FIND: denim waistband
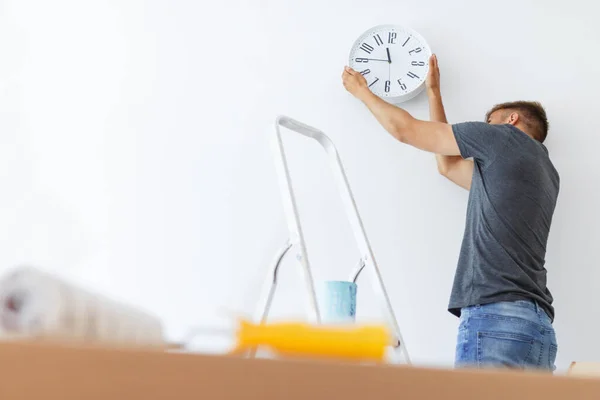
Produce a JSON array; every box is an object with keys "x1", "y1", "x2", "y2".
[{"x1": 461, "y1": 299, "x2": 551, "y2": 325}]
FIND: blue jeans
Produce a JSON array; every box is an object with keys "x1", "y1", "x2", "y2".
[{"x1": 455, "y1": 299, "x2": 557, "y2": 371}]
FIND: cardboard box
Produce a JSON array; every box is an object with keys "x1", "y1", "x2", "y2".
[{"x1": 2, "y1": 340, "x2": 600, "y2": 399}]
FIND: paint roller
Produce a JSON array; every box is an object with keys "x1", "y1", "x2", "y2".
[{"x1": 0, "y1": 266, "x2": 165, "y2": 347}]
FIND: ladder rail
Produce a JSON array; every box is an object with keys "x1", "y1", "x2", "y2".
[
  {"x1": 253, "y1": 241, "x2": 293, "y2": 325},
  {"x1": 350, "y1": 258, "x2": 410, "y2": 363},
  {"x1": 256, "y1": 115, "x2": 410, "y2": 363},
  {"x1": 271, "y1": 118, "x2": 322, "y2": 324}
]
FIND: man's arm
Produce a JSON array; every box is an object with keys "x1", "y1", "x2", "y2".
[
  {"x1": 342, "y1": 66, "x2": 460, "y2": 156},
  {"x1": 426, "y1": 55, "x2": 473, "y2": 190}
]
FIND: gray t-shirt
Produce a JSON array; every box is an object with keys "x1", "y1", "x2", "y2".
[{"x1": 449, "y1": 122, "x2": 559, "y2": 321}]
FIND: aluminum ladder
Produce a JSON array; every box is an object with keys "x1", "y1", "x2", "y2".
[{"x1": 251, "y1": 116, "x2": 410, "y2": 364}]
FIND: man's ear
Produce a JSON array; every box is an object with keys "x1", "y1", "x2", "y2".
[{"x1": 507, "y1": 112, "x2": 520, "y2": 126}]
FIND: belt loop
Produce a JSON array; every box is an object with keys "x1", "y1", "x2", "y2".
[{"x1": 533, "y1": 300, "x2": 540, "y2": 315}]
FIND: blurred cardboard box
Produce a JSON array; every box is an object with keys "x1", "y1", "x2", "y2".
[{"x1": 1, "y1": 340, "x2": 600, "y2": 399}]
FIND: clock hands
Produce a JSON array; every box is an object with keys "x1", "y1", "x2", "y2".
[
  {"x1": 357, "y1": 50, "x2": 391, "y2": 64},
  {"x1": 356, "y1": 58, "x2": 389, "y2": 62},
  {"x1": 386, "y1": 48, "x2": 391, "y2": 86}
]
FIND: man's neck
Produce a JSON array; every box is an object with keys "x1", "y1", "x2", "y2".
[{"x1": 515, "y1": 124, "x2": 538, "y2": 142}]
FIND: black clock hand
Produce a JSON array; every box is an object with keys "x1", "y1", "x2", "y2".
[
  {"x1": 386, "y1": 47, "x2": 391, "y2": 63},
  {"x1": 356, "y1": 58, "x2": 389, "y2": 62}
]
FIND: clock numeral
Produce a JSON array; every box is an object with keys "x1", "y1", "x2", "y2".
[
  {"x1": 411, "y1": 61, "x2": 426, "y2": 66},
  {"x1": 407, "y1": 71, "x2": 419, "y2": 79},
  {"x1": 402, "y1": 37, "x2": 411, "y2": 47},
  {"x1": 360, "y1": 69, "x2": 371, "y2": 75},
  {"x1": 397, "y1": 80, "x2": 407, "y2": 90},
  {"x1": 409, "y1": 47, "x2": 422, "y2": 55},
  {"x1": 355, "y1": 58, "x2": 369, "y2": 63},
  {"x1": 385, "y1": 80, "x2": 391, "y2": 93},
  {"x1": 388, "y1": 32, "x2": 397, "y2": 44},
  {"x1": 359, "y1": 43, "x2": 374, "y2": 54},
  {"x1": 368, "y1": 77, "x2": 379, "y2": 88},
  {"x1": 374, "y1": 34, "x2": 383, "y2": 46}
]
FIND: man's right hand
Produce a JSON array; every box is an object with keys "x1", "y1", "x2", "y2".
[
  {"x1": 426, "y1": 54, "x2": 474, "y2": 191},
  {"x1": 426, "y1": 54, "x2": 445, "y2": 122},
  {"x1": 426, "y1": 54, "x2": 441, "y2": 94}
]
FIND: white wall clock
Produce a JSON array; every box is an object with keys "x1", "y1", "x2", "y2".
[{"x1": 348, "y1": 24, "x2": 432, "y2": 104}]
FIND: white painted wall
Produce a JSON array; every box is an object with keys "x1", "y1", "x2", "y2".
[{"x1": 0, "y1": 0, "x2": 597, "y2": 370}]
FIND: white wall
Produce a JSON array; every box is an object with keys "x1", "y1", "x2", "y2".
[{"x1": 0, "y1": 0, "x2": 598, "y2": 370}]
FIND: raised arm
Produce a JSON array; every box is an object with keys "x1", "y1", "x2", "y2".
[
  {"x1": 426, "y1": 55, "x2": 473, "y2": 190},
  {"x1": 342, "y1": 66, "x2": 461, "y2": 156}
]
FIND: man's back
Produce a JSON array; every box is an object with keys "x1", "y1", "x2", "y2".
[
  {"x1": 449, "y1": 122, "x2": 560, "y2": 321},
  {"x1": 341, "y1": 54, "x2": 560, "y2": 369}
]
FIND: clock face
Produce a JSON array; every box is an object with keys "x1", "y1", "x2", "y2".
[{"x1": 348, "y1": 25, "x2": 431, "y2": 103}]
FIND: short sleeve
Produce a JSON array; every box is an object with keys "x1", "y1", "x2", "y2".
[{"x1": 452, "y1": 122, "x2": 507, "y2": 165}]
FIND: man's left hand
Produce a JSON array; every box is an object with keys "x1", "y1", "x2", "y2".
[{"x1": 342, "y1": 66, "x2": 370, "y2": 100}]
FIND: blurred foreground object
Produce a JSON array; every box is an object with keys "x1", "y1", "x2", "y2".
[
  {"x1": 0, "y1": 266, "x2": 164, "y2": 347},
  {"x1": 568, "y1": 362, "x2": 600, "y2": 377},
  {"x1": 234, "y1": 319, "x2": 392, "y2": 362}
]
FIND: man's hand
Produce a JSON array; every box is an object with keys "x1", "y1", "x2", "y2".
[
  {"x1": 426, "y1": 54, "x2": 444, "y2": 121},
  {"x1": 342, "y1": 66, "x2": 370, "y2": 101},
  {"x1": 425, "y1": 54, "x2": 474, "y2": 190},
  {"x1": 426, "y1": 54, "x2": 441, "y2": 94}
]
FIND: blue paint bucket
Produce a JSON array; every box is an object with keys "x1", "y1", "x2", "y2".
[{"x1": 320, "y1": 281, "x2": 357, "y2": 323}]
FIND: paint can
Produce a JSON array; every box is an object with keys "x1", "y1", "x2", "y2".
[{"x1": 320, "y1": 281, "x2": 357, "y2": 323}]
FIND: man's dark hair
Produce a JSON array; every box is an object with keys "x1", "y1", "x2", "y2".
[{"x1": 485, "y1": 101, "x2": 549, "y2": 143}]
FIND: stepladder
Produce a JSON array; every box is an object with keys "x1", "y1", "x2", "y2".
[{"x1": 251, "y1": 116, "x2": 410, "y2": 364}]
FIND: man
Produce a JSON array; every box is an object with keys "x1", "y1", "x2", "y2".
[{"x1": 342, "y1": 55, "x2": 559, "y2": 371}]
